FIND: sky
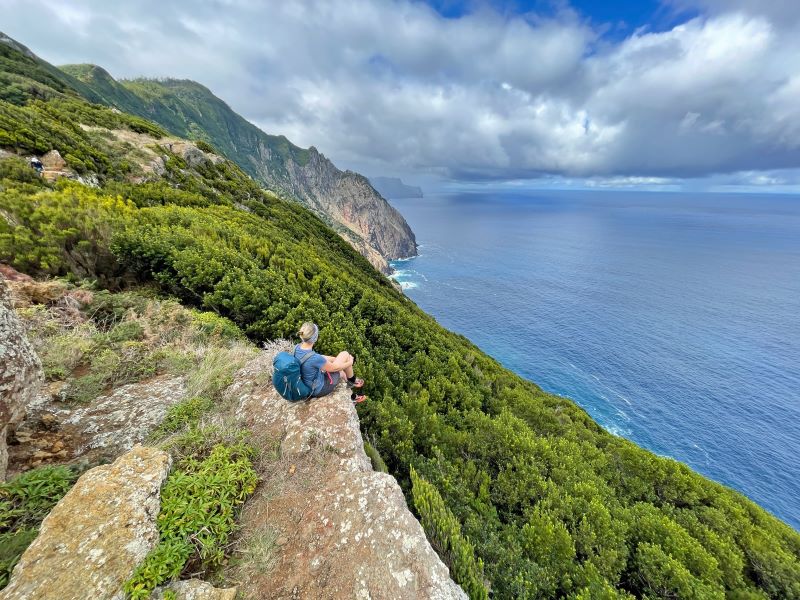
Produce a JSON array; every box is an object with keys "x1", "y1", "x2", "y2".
[{"x1": 2, "y1": 0, "x2": 800, "y2": 192}]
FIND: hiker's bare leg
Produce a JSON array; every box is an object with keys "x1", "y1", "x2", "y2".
[{"x1": 334, "y1": 351, "x2": 354, "y2": 378}]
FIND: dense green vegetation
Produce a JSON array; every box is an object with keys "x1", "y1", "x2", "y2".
[
  {"x1": 411, "y1": 467, "x2": 489, "y2": 599},
  {"x1": 125, "y1": 439, "x2": 258, "y2": 599},
  {"x1": 0, "y1": 97, "x2": 164, "y2": 178},
  {"x1": 0, "y1": 40, "x2": 104, "y2": 106},
  {"x1": 2, "y1": 37, "x2": 799, "y2": 599},
  {"x1": 0, "y1": 466, "x2": 79, "y2": 587}
]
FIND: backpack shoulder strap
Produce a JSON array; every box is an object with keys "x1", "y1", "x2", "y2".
[{"x1": 294, "y1": 344, "x2": 316, "y2": 365}]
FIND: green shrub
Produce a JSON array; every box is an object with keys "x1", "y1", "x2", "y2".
[
  {"x1": 364, "y1": 441, "x2": 388, "y2": 473},
  {"x1": 185, "y1": 345, "x2": 252, "y2": 401},
  {"x1": 152, "y1": 397, "x2": 214, "y2": 439},
  {"x1": 410, "y1": 467, "x2": 488, "y2": 600},
  {"x1": 189, "y1": 309, "x2": 244, "y2": 342},
  {"x1": 0, "y1": 466, "x2": 79, "y2": 588},
  {"x1": 61, "y1": 342, "x2": 159, "y2": 403},
  {"x1": 0, "y1": 156, "x2": 47, "y2": 185},
  {"x1": 124, "y1": 443, "x2": 257, "y2": 599},
  {"x1": 193, "y1": 139, "x2": 216, "y2": 154},
  {"x1": 107, "y1": 320, "x2": 145, "y2": 343},
  {"x1": 37, "y1": 329, "x2": 94, "y2": 380}
]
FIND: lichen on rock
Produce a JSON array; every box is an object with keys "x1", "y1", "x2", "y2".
[
  {"x1": 11, "y1": 374, "x2": 187, "y2": 473},
  {"x1": 0, "y1": 446, "x2": 171, "y2": 600}
]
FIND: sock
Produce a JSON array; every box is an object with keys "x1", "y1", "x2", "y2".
[{"x1": 347, "y1": 374, "x2": 356, "y2": 383}]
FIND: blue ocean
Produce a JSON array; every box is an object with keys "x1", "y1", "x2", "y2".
[{"x1": 390, "y1": 190, "x2": 800, "y2": 530}]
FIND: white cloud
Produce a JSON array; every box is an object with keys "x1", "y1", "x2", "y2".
[{"x1": 1, "y1": 0, "x2": 800, "y2": 183}]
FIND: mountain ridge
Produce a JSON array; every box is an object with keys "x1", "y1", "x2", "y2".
[{"x1": 59, "y1": 64, "x2": 416, "y2": 272}]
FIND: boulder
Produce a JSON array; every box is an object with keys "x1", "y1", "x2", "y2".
[
  {"x1": 0, "y1": 278, "x2": 43, "y2": 480},
  {"x1": 39, "y1": 150, "x2": 72, "y2": 182},
  {"x1": 0, "y1": 446, "x2": 171, "y2": 600},
  {"x1": 39, "y1": 149, "x2": 66, "y2": 171},
  {"x1": 152, "y1": 580, "x2": 237, "y2": 600},
  {"x1": 181, "y1": 144, "x2": 209, "y2": 168},
  {"x1": 229, "y1": 348, "x2": 467, "y2": 600}
]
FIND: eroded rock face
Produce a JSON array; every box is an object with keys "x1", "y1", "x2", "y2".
[
  {"x1": 0, "y1": 278, "x2": 43, "y2": 480},
  {"x1": 39, "y1": 150, "x2": 72, "y2": 182},
  {"x1": 9, "y1": 375, "x2": 187, "y2": 474},
  {"x1": 228, "y1": 348, "x2": 466, "y2": 600},
  {"x1": 1, "y1": 446, "x2": 171, "y2": 600},
  {"x1": 39, "y1": 149, "x2": 66, "y2": 171},
  {"x1": 253, "y1": 144, "x2": 417, "y2": 273}
]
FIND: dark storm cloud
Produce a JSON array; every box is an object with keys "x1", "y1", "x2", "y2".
[{"x1": 2, "y1": 0, "x2": 799, "y2": 181}]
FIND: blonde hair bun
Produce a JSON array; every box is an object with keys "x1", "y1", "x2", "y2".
[{"x1": 298, "y1": 321, "x2": 317, "y2": 341}]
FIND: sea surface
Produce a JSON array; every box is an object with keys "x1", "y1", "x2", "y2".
[{"x1": 390, "y1": 190, "x2": 800, "y2": 530}]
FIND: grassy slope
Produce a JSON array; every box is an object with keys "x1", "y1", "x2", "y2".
[{"x1": 1, "y1": 40, "x2": 799, "y2": 599}]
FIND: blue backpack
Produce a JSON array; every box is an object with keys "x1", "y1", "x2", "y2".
[{"x1": 272, "y1": 349, "x2": 315, "y2": 401}]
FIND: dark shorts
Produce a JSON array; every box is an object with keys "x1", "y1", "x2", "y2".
[{"x1": 314, "y1": 371, "x2": 340, "y2": 397}]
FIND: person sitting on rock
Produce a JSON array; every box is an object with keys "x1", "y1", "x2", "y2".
[
  {"x1": 295, "y1": 321, "x2": 366, "y2": 403},
  {"x1": 29, "y1": 157, "x2": 43, "y2": 174}
]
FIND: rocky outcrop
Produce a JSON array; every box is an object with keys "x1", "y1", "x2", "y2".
[
  {"x1": 0, "y1": 278, "x2": 43, "y2": 480},
  {"x1": 10, "y1": 375, "x2": 187, "y2": 474},
  {"x1": 1, "y1": 446, "x2": 171, "y2": 600},
  {"x1": 39, "y1": 149, "x2": 72, "y2": 182},
  {"x1": 274, "y1": 148, "x2": 417, "y2": 273},
  {"x1": 227, "y1": 349, "x2": 466, "y2": 600}
]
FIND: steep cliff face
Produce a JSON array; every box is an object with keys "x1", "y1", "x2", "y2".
[{"x1": 275, "y1": 148, "x2": 418, "y2": 271}]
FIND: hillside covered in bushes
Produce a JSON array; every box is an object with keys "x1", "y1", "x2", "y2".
[{"x1": 1, "y1": 36, "x2": 799, "y2": 599}]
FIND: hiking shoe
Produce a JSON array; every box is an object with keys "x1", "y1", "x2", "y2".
[
  {"x1": 347, "y1": 377, "x2": 365, "y2": 389},
  {"x1": 352, "y1": 393, "x2": 367, "y2": 404}
]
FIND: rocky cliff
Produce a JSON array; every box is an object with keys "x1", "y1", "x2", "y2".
[
  {"x1": 275, "y1": 148, "x2": 418, "y2": 272},
  {"x1": 0, "y1": 281, "x2": 464, "y2": 600}
]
